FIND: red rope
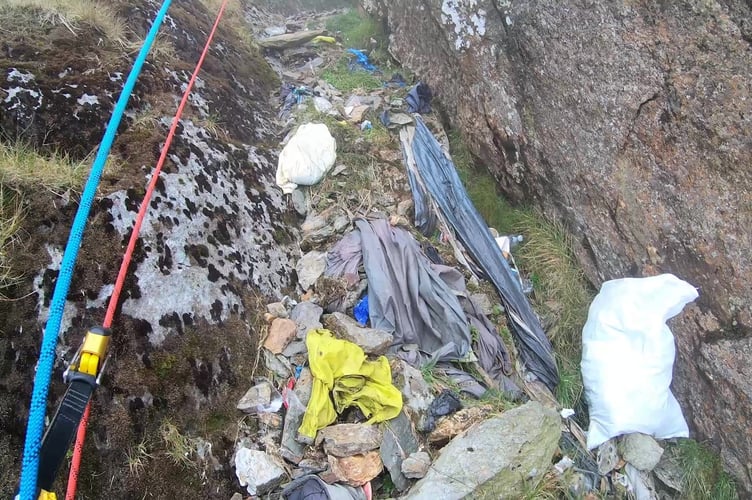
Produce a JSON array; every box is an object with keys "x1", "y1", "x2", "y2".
[{"x1": 65, "y1": 1, "x2": 229, "y2": 497}]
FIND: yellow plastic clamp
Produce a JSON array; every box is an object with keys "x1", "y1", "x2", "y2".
[
  {"x1": 78, "y1": 329, "x2": 110, "y2": 376},
  {"x1": 38, "y1": 489, "x2": 57, "y2": 500}
]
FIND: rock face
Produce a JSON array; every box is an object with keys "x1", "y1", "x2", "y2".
[
  {"x1": 370, "y1": 0, "x2": 752, "y2": 489},
  {"x1": 407, "y1": 401, "x2": 560, "y2": 499}
]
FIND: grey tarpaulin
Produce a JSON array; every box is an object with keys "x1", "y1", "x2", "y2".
[
  {"x1": 326, "y1": 218, "x2": 470, "y2": 363},
  {"x1": 399, "y1": 123, "x2": 437, "y2": 235},
  {"x1": 282, "y1": 474, "x2": 365, "y2": 500},
  {"x1": 358, "y1": 219, "x2": 470, "y2": 362},
  {"x1": 403, "y1": 116, "x2": 559, "y2": 391}
]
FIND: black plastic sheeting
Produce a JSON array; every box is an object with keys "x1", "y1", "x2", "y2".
[
  {"x1": 399, "y1": 131, "x2": 437, "y2": 236},
  {"x1": 404, "y1": 116, "x2": 559, "y2": 391}
]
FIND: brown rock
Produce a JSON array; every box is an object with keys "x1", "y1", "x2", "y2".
[
  {"x1": 315, "y1": 424, "x2": 383, "y2": 457},
  {"x1": 327, "y1": 451, "x2": 383, "y2": 487},
  {"x1": 322, "y1": 312, "x2": 393, "y2": 355},
  {"x1": 263, "y1": 312, "x2": 276, "y2": 323},
  {"x1": 264, "y1": 318, "x2": 296, "y2": 354},
  {"x1": 428, "y1": 405, "x2": 494, "y2": 446},
  {"x1": 369, "y1": 0, "x2": 752, "y2": 491}
]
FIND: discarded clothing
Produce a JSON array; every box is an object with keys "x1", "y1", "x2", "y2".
[
  {"x1": 325, "y1": 230, "x2": 363, "y2": 279},
  {"x1": 311, "y1": 35, "x2": 337, "y2": 44},
  {"x1": 406, "y1": 82, "x2": 432, "y2": 114},
  {"x1": 279, "y1": 84, "x2": 312, "y2": 119},
  {"x1": 354, "y1": 295, "x2": 369, "y2": 326},
  {"x1": 357, "y1": 219, "x2": 470, "y2": 362},
  {"x1": 347, "y1": 48, "x2": 377, "y2": 72},
  {"x1": 423, "y1": 390, "x2": 462, "y2": 432},
  {"x1": 403, "y1": 116, "x2": 559, "y2": 391},
  {"x1": 298, "y1": 329, "x2": 402, "y2": 440},
  {"x1": 282, "y1": 474, "x2": 366, "y2": 500}
]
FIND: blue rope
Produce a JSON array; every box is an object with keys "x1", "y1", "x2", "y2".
[{"x1": 18, "y1": 1, "x2": 173, "y2": 497}]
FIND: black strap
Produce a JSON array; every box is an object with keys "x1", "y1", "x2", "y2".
[{"x1": 37, "y1": 378, "x2": 95, "y2": 491}]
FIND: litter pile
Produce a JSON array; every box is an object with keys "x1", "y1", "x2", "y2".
[{"x1": 230, "y1": 13, "x2": 702, "y2": 500}]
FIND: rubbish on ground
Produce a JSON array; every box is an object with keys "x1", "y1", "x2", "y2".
[
  {"x1": 357, "y1": 219, "x2": 470, "y2": 363},
  {"x1": 401, "y1": 451, "x2": 430, "y2": 479},
  {"x1": 624, "y1": 463, "x2": 659, "y2": 500},
  {"x1": 346, "y1": 104, "x2": 370, "y2": 122},
  {"x1": 380, "y1": 110, "x2": 414, "y2": 129},
  {"x1": 386, "y1": 73, "x2": 407, "y2": 88},
  {"x1": 258, "y1": 29, "x2": 328, "y2": 49},
  {"x1": 354, "y1": 295, "x2": 369, "y2": 326},
  {"x1": 296, "y1": 250, "x2": 328, "y2": 291},
  {"x1": 400, "y1": 116, "x2": 559, "y2": 391},
  {"x1": 423, "y1": 390, "x2": 462, "y2": 432},
  {"x1": 313, "y1": 96, "x2": 335, "y2": 114},
  {"x1": 360, "y1": 120, "x2": 372, "y2": 131},
  {"x1": 276, "y1": 123, "x2": 337, "y2": 194},
  {"x1": 347, "y1": 48, "x2": 377, "y2": 72},
  {"x1": 322, "y1": 312, "x2": 393, "y2": 355},
  {"x1": 380, "y1": 411, "x2": 420, "y2": 492},
  {"x1": 265, "y1": 318, "x2": 298, "y2": 353},
  {"x1": 427, "y1": 405, "x2": 493, "y2": 445},
  {"x1": 554, "y1": 455, "x2": 575, "y2": 474},
  {"x1": 237, "y1": 378, "x2": 283, "y2": 414},
  {"x1": 298, "y1": 329, "x2": 402, "y2": 441},
  {"x1": 406, "y1": 82, "x2": 432, "y2": 113},
  {"x1": 281, "y1": 389, "x2": 307, "y2": 464},
  {"x1": 618, "y1": 433, "x2": 664, "y2": 472},
  {"x1": 311, "y1": 35, "x2": 337, "y2": 44},
  {"x1": 560, "y1": 408, "x2": 575, "y2": 419},
  {"x1": 581, "y1": 274, "x2": 697, "y2": 449},
  {"x1": 265, "y1": 26, "x2": 287, "y2": 37},
  {"x1": 495, "y1": 234, "x2": 528, "y2": 293},
  {"x1": 316, "y1": 423, "x2": 383, "y2": 457},
  {"x1": 407, "y1": 402, "x2": 561, "y2": 499},
  {"x1": 327, "y1": 450, "x2": 383, "y2": 487},
  {"x1": 396, "y1": 129, "x2": 436, "y2": 236},
  {"x1": 282, "y1": 474, "x2": 367, "y2": 500},
  {"x1": 234, "y1": 447, "x2": 287, "y2": 496}
]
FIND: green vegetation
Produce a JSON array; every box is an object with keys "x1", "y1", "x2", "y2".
[
  {"x1": 0, "y1": 141, "x2": 88, "y2": 195},
  {"x1": 325, "y1": 9, "x2": 384, "y2": 49},
  {"x1": 0, "y1": 190, "x2": 23, "y2": 297},
  {"x1": 449, "y1": 130, "x2": 593, "y2": 408},
  {"x1": 0, "y1": 141, "x2": 93, "y2": 297},
  {"x1": 322, "y1": 57, "x2": 382, "y2": 93},
  {"x1": 675, "y1": 439, "x2": 738, "y2": 499},
  {"x1": 159, "y1": 421, "x2": 198, "y2": 470},
  {"x1": 0, "y1": 0, "x2": 128, "y2": 46}
]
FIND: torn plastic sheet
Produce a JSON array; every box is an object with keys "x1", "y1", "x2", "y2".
[{"x1": 402, "y1": 116, "x2": 559, "y2": 391}]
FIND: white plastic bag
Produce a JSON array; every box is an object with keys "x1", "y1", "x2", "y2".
[
  {"x1": 276, "y1": 123, "x2": 336, "y2": 194},
  {"x1": 581, "y1": 274, "x2": 698, "y2": 449}
]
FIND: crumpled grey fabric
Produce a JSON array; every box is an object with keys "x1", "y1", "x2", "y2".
[
  {"x1": 282, "y1": 474, "x2": 365, "y2": 500},
  {"x1": 432, "y1": 264, "x2": 521, "y2": 398},
  {"x1": 356, "y1": 219, "x2": 470, "y2": 362},
  {"x1": 404, "y1": 115, "x2": 559, "y2": 391},
  {"x1": 325, "y1": 230, "x2": 362, "y2": 278}
]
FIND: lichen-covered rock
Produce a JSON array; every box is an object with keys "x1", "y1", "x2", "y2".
[
  {"x1": 234, "y1": 448, "x2": 286, "y2": 495},
  {"x1": 369, "y1": 0, "x2": 752, "y2": 490},
  {"x1": 315, "y1": 423, "x2": 383, "y2": 457},
  {"x1": 322, "y1": 312, "x2": 393, "y2": 355},
  {"x1": 406, "y1": 401, "x2": 560, "y2": 499}
]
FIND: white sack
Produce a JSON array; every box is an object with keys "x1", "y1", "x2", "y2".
[
  {"x1": 276, "y1": 123, "x2": 336, "y2": 194},
  {"x1": 581, "y1": 274, "x2": 698, "y2": 449}
]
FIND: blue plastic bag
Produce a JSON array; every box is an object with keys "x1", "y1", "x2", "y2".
[{"x1": 354, "y1": 295, "x2": 369, "y2": 326}]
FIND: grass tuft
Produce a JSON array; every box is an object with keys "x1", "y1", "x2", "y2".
[
  {"x1": 322, "y1": 57, "x2": 382, "y2": 93},
  {"x1": 125, "y1": 440, "x2": 153, "y2": 477},
  {"x1": 0, "y1": 188, "x2": 24, "y2": 298},
  {"x1": 160, "y1": 421, "x2": 198, "y2": 470},
  {"x1": 675, "y1": 439, "x2": 738, "y2": 499},
  {"x1": 0, "y1": 0, "x2": 129, "y2": 46},
  {"x1": 0, "y1": 140, "x2": 88, "y2": 195}
]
